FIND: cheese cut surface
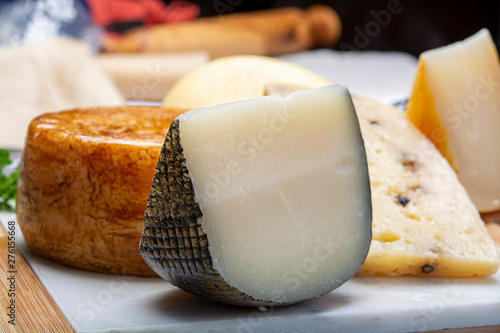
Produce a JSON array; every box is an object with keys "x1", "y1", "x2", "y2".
[
  {"x1": 141, "y1": 85, "x2": 372, "y2": 306},
  {"x1": 16, "y1": 106, "x2": 186, "y2": 276},
  {"x1": 353, "y1": 96, "x2": 499, "y2": 277},
  {"x1": 406, "y1": 29, "x2": 500, "y2": 213}
]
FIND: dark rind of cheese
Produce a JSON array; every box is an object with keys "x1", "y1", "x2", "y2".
[{"x1": 140, "y1": 120, "x2": 289, "y2": 307}]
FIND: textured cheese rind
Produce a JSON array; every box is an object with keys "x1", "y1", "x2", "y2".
[
  {"x1": 354, "y1": 96, "x2": 499, "y2": 277},
  {"x1": 16, "y1": 106, "x2": 185, "y2": 276}
]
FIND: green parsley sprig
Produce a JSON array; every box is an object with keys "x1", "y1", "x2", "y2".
[{"x1": 0, "y1": 149, "x2": 19, "y2": 211}]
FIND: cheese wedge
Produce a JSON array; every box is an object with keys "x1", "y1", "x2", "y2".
[
  {"x1": 141, "y1": 85, "x2": 372, "y2": 306},
  {"x1": 406, "y1": 29, "x2": 500, "y2": 213},
  {"x1": 16, "y1": 106, "x2": 186, "y2": 276}
]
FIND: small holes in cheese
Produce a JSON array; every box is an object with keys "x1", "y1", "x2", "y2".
[
  {"x1": 405, "y1": 211, "x2": 421, "y2": 221},
  {"x1": 373, "y1": 231, "x2": 401, "y2": 243}
]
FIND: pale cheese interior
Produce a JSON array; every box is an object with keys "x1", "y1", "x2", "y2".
[
  {"x1": 178, "y1": 85, "x2": 371, "y2": 303},
  {"x1": 421, "y1": 29, "x2": 500, "y2": 212}
]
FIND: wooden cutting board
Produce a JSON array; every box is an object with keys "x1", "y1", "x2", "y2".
[{"x1": 0, "y1": 222, "x2": 73, "y2": 332}]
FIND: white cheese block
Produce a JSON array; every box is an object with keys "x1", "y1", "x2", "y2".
[
  {"x1": 0, "y1": 37, "x2": 124, "y2": 150},
  {"x1": 141, "y1": 84, "x2": 372, "y2": 306}
]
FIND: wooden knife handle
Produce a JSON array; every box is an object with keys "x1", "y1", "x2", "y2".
[{"x1": 103, "y1": 5, "x2": 342, "y2": 58}]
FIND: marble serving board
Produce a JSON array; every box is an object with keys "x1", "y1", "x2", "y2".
[{"x1": 3, "y1": 50, "x2": 499, "y2": 332}]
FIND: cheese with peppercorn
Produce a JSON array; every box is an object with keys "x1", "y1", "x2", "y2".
[{"x1": 353, "y1": 96, "x2": 499, "y2": 277}]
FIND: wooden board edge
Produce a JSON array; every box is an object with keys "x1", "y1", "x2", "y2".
[{"x1": 0, "y1": 220, "x2": 74, "y2": 332}]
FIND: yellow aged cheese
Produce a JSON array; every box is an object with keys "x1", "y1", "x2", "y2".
[
  {"x1": 354, "y1": 96, "x2": 499, "y2": 277},
  {"x1": 16, "y1": 106, "x2": 186, "y2": 276},
  {"x1": 406, "y1": 29, "x2": 500, "y2": 213}
]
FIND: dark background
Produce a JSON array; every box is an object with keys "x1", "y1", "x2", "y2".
[
  {"x1": 186, "y1": 0, "x2": 500, "y2": 57},
  {"x1": 0, "y1": 0, "x2": 496, "y2": 56}
]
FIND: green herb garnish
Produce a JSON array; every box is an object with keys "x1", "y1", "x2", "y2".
[{"x1": 0, "y1": 149, "x2": 19, "y2": 211}]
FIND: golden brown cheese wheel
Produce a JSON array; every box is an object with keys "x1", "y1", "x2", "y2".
[{"x1": 16, "y1": 106, "x2": 187, "y2": 276}]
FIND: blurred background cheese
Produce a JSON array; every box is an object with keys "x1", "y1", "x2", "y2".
[
  {"x1": 162, "y1": 55, "x2": 331, "y2": 109},
  {"x1": 406, "y1": 29, "x2": 500, "y2": 213},
  {"x1": 0, "y1": 38, "x2": 124, "y2": 150},
  {"x1": 96, "y1": 51, "x2": 208, "y2": 101}
]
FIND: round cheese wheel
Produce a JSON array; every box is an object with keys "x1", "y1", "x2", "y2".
[{"x1": 16, "y1": 106, "x2": 186, "y2": 276}]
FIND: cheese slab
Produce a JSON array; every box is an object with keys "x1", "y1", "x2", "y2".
[
  {"x1": 141, "y1": 85, "x2": 372, "y2": 306},
  {"x1": 354, "y1": 96, "x2": 499, "y2": 277}
]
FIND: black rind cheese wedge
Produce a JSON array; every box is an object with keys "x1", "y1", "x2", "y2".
[{"x1": 140, "y1": 85, "x2": 372, "y2": 306}]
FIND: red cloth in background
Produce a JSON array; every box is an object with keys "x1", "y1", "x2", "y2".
[{"x1": 86, "y1": 0, "x2": 199, "y2": 28}]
